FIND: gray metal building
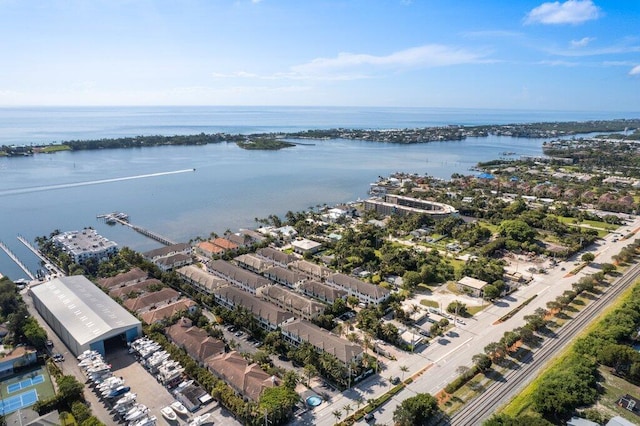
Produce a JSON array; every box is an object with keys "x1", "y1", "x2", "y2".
[{"x1": 30, "y1": 275, "x2": 141, "y2": 357}]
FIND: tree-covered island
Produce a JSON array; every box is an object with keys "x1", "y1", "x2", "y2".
[{"x1": 2, "y1": 118, "x2": 638, "y2": 156}]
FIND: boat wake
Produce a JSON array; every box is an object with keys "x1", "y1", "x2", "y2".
[{"x1": 0, "y1": 169, "x2": 195, "y2": 196}]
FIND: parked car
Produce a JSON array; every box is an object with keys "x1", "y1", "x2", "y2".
[
  {"x1": 46, "y1": 340, "x2": 53, "y2": 347},
  {"x1": 234, "y1": 331, "x2": 243, "y2": 337},
  {"x1": 52, "y1": 353, "x2": 64, "y2": 362},
  {"x1": 364, "y1": 413, "x2": 375, "y2": 422}
]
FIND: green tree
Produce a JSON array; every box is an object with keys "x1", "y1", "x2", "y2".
[
  {"x1": 259, "y1": 385, "x2": 299, "y2": 425},
  {"x1": 483, "y1": 284, "x2": 500, "y2": 301},
  {"x1": 472, "y1": 353, "x2": 492, "y2": 372},
  {"x1": 484, "y1": 414, "x2": 553, "y2": 426},
  {"x1": 392, "y1": 393, "x2": 439, "y2": 426},
  {"x1": 57, "y1": 375, "x2": 84, "y2": 405},
  {"x1": 499, "y1": 219, "x2": 536, "y2": 243},
  {"x1": 581, "y1": 252, "x2": 595, "y2": 263}
]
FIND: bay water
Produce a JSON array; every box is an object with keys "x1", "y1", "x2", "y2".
[{"x1": 0, "y1": 106, "x2": 636, "y2": 280}]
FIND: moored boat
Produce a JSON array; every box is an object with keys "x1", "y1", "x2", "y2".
[
  {"x1": 161, "y1": 406, "x2": 177, "y2": 421},
  {"x1": 170, "y1": 401, "x2": 188, "y2": 416}
]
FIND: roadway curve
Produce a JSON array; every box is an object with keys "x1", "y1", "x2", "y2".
[{"x1": 451, "y1": 261, "x2": 640, "y2": 426}]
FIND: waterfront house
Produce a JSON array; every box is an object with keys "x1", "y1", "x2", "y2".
[
  {"x1": 143, "y1": 243, "x2": 192, "y2": 261},
  {"x1": 196, "y1": 241, "x2": 224, "y2": 258},
  {"x1": 280, "y1": 319, "x2": 363, "y2": 366},
  {"x1": 211, "y1": 237, "x2": 239, "y2": 253}
]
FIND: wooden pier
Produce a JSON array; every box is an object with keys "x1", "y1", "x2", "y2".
[
  {"x1": 0, "y1": 240, "x2": 35, "y2": 280},
  {"x1": 98, "y1": 212, "x2": 176, "y2": 246}
]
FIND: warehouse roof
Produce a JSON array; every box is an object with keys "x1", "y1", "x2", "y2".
[{"x1": 30, "y1": 275, "x2": 141, "y2": 346}]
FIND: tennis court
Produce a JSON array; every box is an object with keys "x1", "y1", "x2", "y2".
[
  {"x1": 7, "y1": 375, "x2": 45, "y2": 394},
  {"x1": 0, "y1": 388, "x2": 38, "y2": 415}
]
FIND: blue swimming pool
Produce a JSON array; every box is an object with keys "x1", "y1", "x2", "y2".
[{"x1": 306, "y1": 395, "x2": 322, "y2": 407}]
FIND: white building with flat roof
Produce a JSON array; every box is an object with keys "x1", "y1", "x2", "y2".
[
  {"x1": 53, "y1": 228, "x2": 118, "y2": 263},
  {"x1": 30, "y1": 275, "x2": 141, "y2": 356}
]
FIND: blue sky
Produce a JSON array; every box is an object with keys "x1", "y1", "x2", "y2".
[{"x1": 0, "y1": 0, "x2": 638, "y2": 111}]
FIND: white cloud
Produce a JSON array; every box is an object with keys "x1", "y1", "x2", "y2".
[
  {"x1": 538, "y1": 60, "x2": 581, "y2": 67},
  {"x1": 291, "y1": 44, "x2": 489, "y2": 76},
  {"x1": 210, "y1": 44, "x2": 490, "y2": 82},
  {"x1": 630, "y1": 65, "x2": 640, "y2": 76},
  {"x1": 525, "y1": 0, "x2": 601, "y2": 25},
  {"x1": 571, "y1": 36, "x2": 595, "y2": 48}
]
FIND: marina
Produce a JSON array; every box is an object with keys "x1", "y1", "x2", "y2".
[{"x1": 98, "y1": 212, "x2": 176, "y2": 246}]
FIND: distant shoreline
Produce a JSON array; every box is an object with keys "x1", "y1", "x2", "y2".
[{"x1": 1, "y1": 118, "x2": 638, "y2": 157}]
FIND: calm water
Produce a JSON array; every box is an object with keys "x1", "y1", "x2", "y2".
[{"x1": 1, "y1": 106, "x2": 637, "y2": 280}]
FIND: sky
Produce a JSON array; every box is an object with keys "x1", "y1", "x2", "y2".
[{"x1": 0, "y1": 0, "x2": 638, "y2": 111}]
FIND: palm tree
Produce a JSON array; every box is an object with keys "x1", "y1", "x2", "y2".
[
  {"x1": 399, "y1": 365, "x2": 409, "y2": 381},
  {"x1": 343, "y1": 404, "x2": 353, "y2": 418},
  {"x1": 355, "y1": 396, "x2": 364, "y2": 411},
  {"x1": 304, "y1": 363, "x2": 318, "y2": 387},
  {"x1": 332, "y1": 409, "x2": 342, "y2": 425}
]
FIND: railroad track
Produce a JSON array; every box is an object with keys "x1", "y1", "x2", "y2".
[{"x1": 451, "y1": 261, "x2": 640, "y2": 426}]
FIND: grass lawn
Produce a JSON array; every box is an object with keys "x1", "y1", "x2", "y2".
[
  {"x1": 479, "y1": 221, "x2": 500, "y2": 234},
  {"x1": 448, "y1": 258, "x2": 466, "y2": 274},
  {"x1": 419, "y1": 299, "x2": 439, "y2": 308},
  {"x1": 466, "y1": 304, "x2": 486, "y2": 316},
  {"x1": 598, "y1": 366, "x2": 640, "y2": 424},
  {"x1": 555, "y1": 215, "x2": 618, "y2": 231},
  {"x1": 39, "y1": 144, "x2": 71, "y2": 153}
]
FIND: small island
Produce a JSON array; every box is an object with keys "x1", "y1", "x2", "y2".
[{"x1": 236, "y1": 138, "x2": 296, "y2": 150}]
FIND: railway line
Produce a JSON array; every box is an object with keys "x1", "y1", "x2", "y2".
[{"x1": 451, "y1": 261, "x2": 640, "y2": 426}]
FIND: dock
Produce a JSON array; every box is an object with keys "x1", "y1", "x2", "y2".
[
  {"x1": 17, "y1": 235, "x2": 65, "y2": 278},
  {"x1": 98, "y1": 212, "x2": 176, "y2": 246},
  {"x1": 0, "y1": 240, "x2": 35, "y2": 280}
]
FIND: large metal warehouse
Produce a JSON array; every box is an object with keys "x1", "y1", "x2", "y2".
[{"x1": 30, "y1": 275, "x2": 141, "y2": 357}]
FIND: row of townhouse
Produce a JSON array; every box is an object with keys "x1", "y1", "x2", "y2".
[
  {"x1": 99, "y1": 267, "x2": 197, "y2": 325},
  {"x1": 167, "y1": 317, "x2": 277, "y2": 402},
  {"x1": 143, "y1": 242, "x2": 193, "y2": 272}
]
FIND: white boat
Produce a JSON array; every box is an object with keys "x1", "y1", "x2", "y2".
[
  {"x1": 187, "y1": 413, "x2": 211, "y2": 426},
  {"x1": 77, "y1": 350, "x2": 101, "y2": 360},
  {"x1": 115, "y1": 401, "x2": 136, "y2": 415},
  {"x1": 98, "y1": 377, "x2": 124, "y2": 392},
  {"x1": 170, "y1": 401, "x2": 188, "y2": 416},
  {"x1": 161, "y1": 406, "x2": 177, "y2": 421},
  {"x1": 121, "y1": 403, "x2": 144, "y2": 418},
  {"x1": 125, "y1": 405, "x2": 148, "y2": 422},
  {"x1": 131, "y1": 415, "x2": 157, "y2": 426},
  {"x1": 113, "y1": 392, "x2": 137, "y2": 410}
]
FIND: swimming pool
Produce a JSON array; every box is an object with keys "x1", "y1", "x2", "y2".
[{"x1": 306, "y1": 395, "x2": 323, "y2": 407}]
